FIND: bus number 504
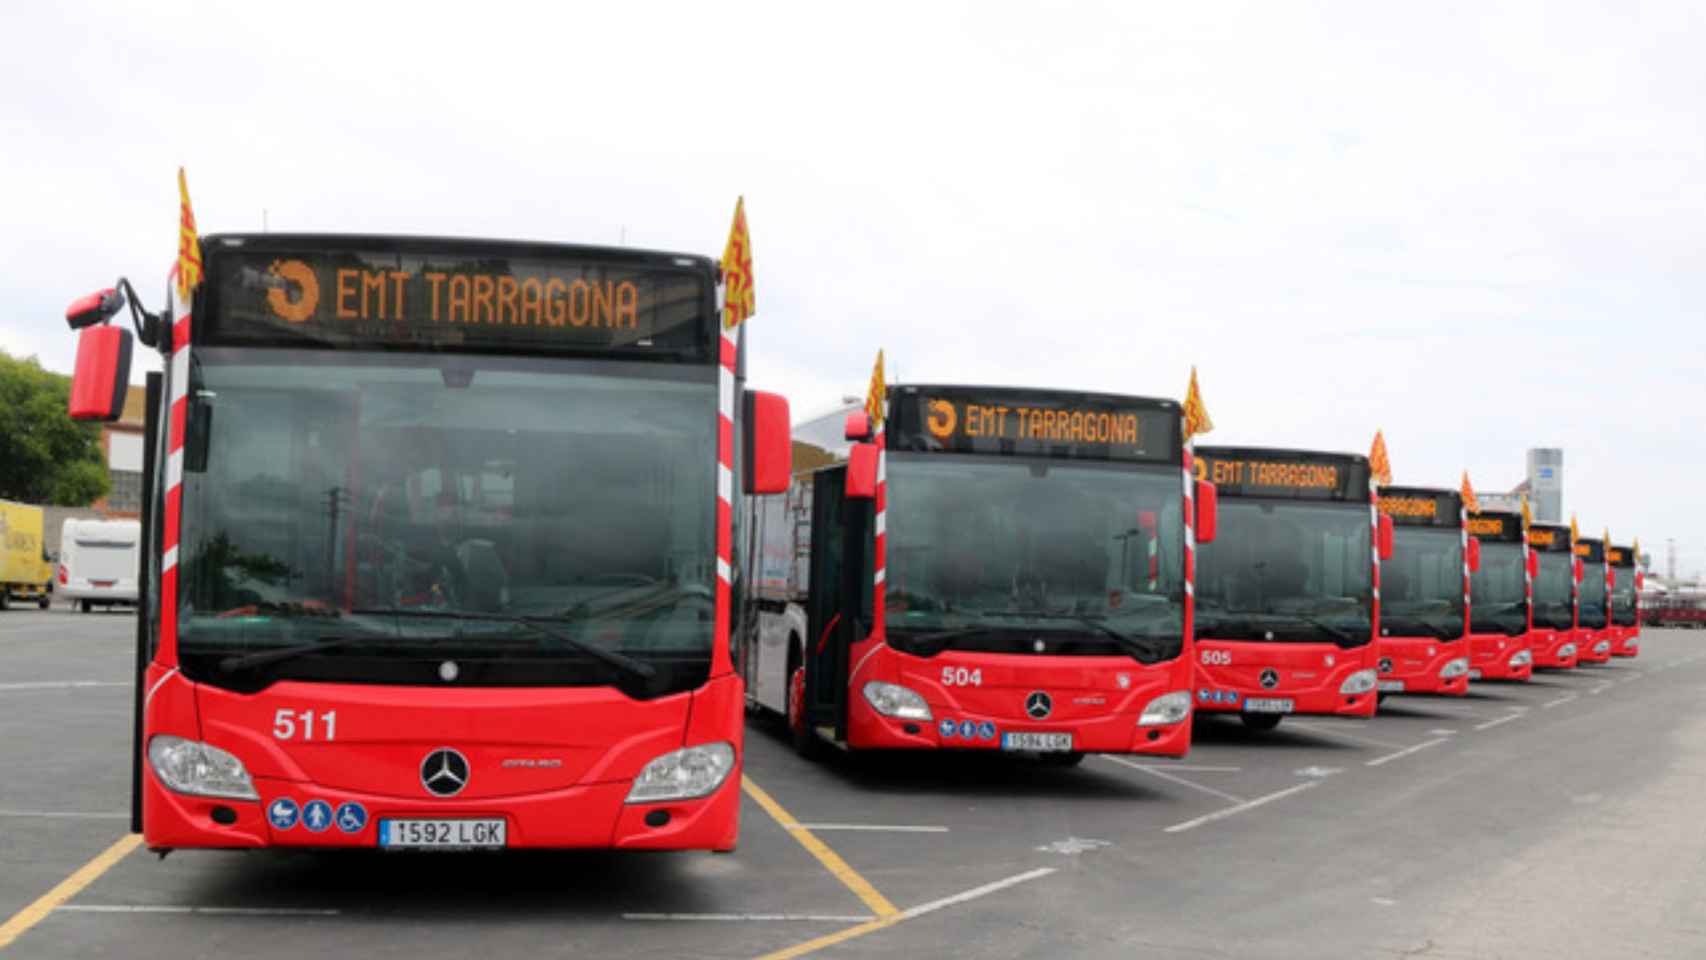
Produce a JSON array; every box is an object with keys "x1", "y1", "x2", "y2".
[{"x1": 941, "y1": 667, "x2": 983, "y2": 687}]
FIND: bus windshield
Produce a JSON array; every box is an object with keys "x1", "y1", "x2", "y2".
[
  {"x1": 1611, "y1": 567, "x2": 1637, "y2": 625},
  {"x1": 1533, "y1": 553, "x2": 1575, "y2": 630},
  {"x1": 1384, "y1": 527, "x2": 1466, "y2": 640},
  {"x1": 883, "y1": 455, "x2": 1185, "y2": 663},
  {"x1": 1470, "y1": 542, "x2": 1527, "y2": 636},
  {"x1": 177, "y1": 350, "x2": 716, "y2": 694},
  {"x1": 1195, "y1": 499, "x2": 1373, "y2": 648},
  {"x1": 1578, "y1": 563, "x2": 1608, "y2": 628}
]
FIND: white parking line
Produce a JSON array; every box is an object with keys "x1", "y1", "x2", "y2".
[
  {"x1": 1148, "y1": 764, "x2": 1243, "y2": 773},
  {"x1": 898, "y1": 867, "x2": 1056, "y2": 919},
  {"x1": 1589, "y1": 681, "x2": 1613, "y2": 695},
  {"x1": 1473, "y1": 712, "x2": 1524, "y2": 732},
  {"x1": 1162, "y1": 782, "x2": 1320, "y2": 834},
  {"x1": 0, "y1": 681, "x2": 131, "y2": 692},
  {"x1": 0, "y1": 810, "x2": 127, "y2": 820},
  {"x1": 625, "y1": 913, "x2": 875, "y2": 923},
  {"x1": 1284, "y1": 721, "x2": 1405, "y2": 750},
  {"x1": 1099, "y1": 755, "x2": 1245, "y2": 804},
  {"x1": 57, "y1": 905, "x2": 340, "y2": 917},
  {"x1": 1365, "y1": 737, "x2": 1449, "y2": 767},
  {"x1": 1542, "y1": 693, "x2": 1579, "y2": 709},
  {"x1": 788, "y1": 824, "x2": 948, "y2": 834}
]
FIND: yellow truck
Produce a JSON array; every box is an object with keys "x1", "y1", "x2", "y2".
[{"x1": 1, "y1": 500, "x2": 55, "y2": 610}]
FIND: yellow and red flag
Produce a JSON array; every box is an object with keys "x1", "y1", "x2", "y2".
[
  {"x1": 1460, "y1": 471, "x2": 1480, "y2": 513},
  {"x1": 864, "y1": 349, "x2": 886, "y2": 429},
  {"x1": 1603, "y1": 527, "x2": 1610, "y2": 549},
  {"x1": 175, "y1": 167, "x2": 203, "y2": 300},
  {"x1": 1570, "y1": 514, "x2": 1580, "y2": 544},
  {"x1": 1369, "y1": 430, "x2": 1393, "y2": 487},
  {"x1": 720, "y1": 196, "x2": 755, "y2": 330},
  {"x1": 1520, "y1": 494, "x2": 1533, "y2": 530},
  {"x1": 1182, "y1": 366, "x2": 1214, "y2": 441}
]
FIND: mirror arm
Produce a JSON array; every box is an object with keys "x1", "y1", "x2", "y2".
[{"x1": 115, "y1": 277, "x2": 163, "y2": 349}]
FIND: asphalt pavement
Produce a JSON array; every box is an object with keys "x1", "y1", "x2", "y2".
[{"x1": 3, "y1": 607, "x2": 1704, "y2": 958}]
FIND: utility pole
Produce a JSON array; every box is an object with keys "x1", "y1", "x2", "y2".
[{"x1": 1668, "y1": 538, "x2": 1677, "y2": 582}]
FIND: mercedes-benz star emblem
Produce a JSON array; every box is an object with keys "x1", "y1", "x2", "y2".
[
  {"x1": 420, "y1": 748, "x2": 470, "y2": 798},
  {"x1": 1378, "y1": 657, "x2": 1394, "y2": 674},
  {"x1": 1258, "y1": 668, "x2": 1280, "y2": 689},
  {"x1": 1024, "y1": 691, "x2": 1053, "y2": 720}
]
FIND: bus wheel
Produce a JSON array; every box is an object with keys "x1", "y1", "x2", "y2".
[
  {"x1": 37, "y1": 595, "x2": 50, "y2": 610},
  {"x1": 1038, "y1": 751, "x2": 1085, "y2": 768},
  {"x1": 787, "y1": 666, "x2": 821, "y2": 759},
  {"x1": 80, "y1": 600, "x2": 91, "y2": 613},
  {"x1": 1240, "y1": 713, "x2": 1283, "y2": 732},
  {"x1": 0, "y1": 592, "x2": 9, "y2": 611}
]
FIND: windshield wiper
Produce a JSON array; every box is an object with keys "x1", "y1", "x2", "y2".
[
  {"x1": 1065, "y1": 616, "x2": 1167, "y2": 664},
  {"x1": 352, "y1": 608, "x2": 656, "y2": 681},
  {"x1": 895, "y1": 627, "x2": 986, "y2": 658},
  {"x1": 219, "y1": 635, "x2": 382, "y2": 674}
]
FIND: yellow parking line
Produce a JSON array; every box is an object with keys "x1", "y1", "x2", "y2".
[
  {"x1": 754, "y1": 914, "x2": 901, "y2": 960},
  {"x1": 740, "y1": 775, "x2": 898, "y2": 919},
  {"x1": 0, "y1": 834, "x2": 141, "y2": 951}
]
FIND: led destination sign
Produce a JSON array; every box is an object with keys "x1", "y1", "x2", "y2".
[
  {"x1": 1529, "y1": 525, "x2": 1572, "y2": 553},
  {"x1": 886, "y1": 386, "x2": 1180, "y2": 464},
  {"x1": 1192, "y1": 447, "x2": 1370, "y2": 501},
  {"x1": 201, "y1": 236, "x2": 713, "y2": 358},
  {"x1": 1607, "y1": 546, "x2": 1634, "y2": 567},
  {"x1": 1573, "y1": 538, "x2": 1604, "y2": 562},
  {"x1": 1467, "y1": 511, "x2": 1524, "y2": 543},
  {"x1": 1376, "y1": 487, "x2": 1461, "y2": 528}
]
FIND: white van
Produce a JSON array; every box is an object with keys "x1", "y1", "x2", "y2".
[{"x1": 58, "y1": 519, "x2": 141, "y2": 612}]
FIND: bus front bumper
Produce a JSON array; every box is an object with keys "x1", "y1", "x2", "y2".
[
  {"x1": 1467, "y1": 631, "x2": 1533, "y2": 681},
  {"x1": 1373, "y1": 636, "x2": 1471, "y2": 695}
]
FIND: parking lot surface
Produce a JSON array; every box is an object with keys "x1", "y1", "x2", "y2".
[{"x1": 4, "y1": 608, "x2": 1705, "y2": 958}]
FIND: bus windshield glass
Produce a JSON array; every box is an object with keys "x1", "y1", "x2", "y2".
[
  {"x1": 883, "y1": 455, "x2": 1185, "y2": 663},
  {"x1": 1384, "y1": 527, "x2": 1466, "y2": 640},
  {"x1": 1611, "y1": 567, "x2": 1637, "y2": 625},
  {"x1": 1195, "y1": 499, "x2": 1373, "y2": 648},
  {"x1": 176, "y1": 350, "x2": 715, "y2": 694},
  {"x1": 1578, "y1": 563, "x2": 1608, "y2": 628},
  {"x1": 1470, "y1": 542, "x2": 1527, "y2": 636},
  {"x1": 1533, "y1": 553, "x2": 1575, "y2": 630}
]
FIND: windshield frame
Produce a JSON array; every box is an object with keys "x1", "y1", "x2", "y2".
[
  {"x1": 1469, "y1": 541, "x2": 1529, "y2": 636},
  {"x1": 1382, "y1": 525, "x2": 1468, "y2": 641}
]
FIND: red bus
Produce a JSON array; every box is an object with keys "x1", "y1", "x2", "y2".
[
  {"x1": 1607, "y1": 544, "x2": 1641, "y2": 656},
  {"x1": 65, "y1": 232, "x2": 792, "y2": 853},
  {"x1": 753, "y1": 385, "x2": 1214, "y2": 765},
  {"x1": 1192, "y1": 447, "x2": 1390, "y2": 731},
  {"x1": 1527, "y1": 523, "x2": 1579, "y2": 669},
  {"x1": 1464, "y1": 509, "x2": 1534, "y2": 681},
  {"x1": 1373, "y1": 486, "x2": 1477, "y2": 697},
  {"x1": 1572, "y1": 535, "x2": 1613, "y2": 664}
]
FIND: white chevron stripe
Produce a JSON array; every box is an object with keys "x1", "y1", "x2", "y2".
[
  {"x1": 162, "y1": 546, "x2": 178, "y2": 572},
  {"x1": 166, "y1": 448, "x2": 183, "y2": 491}
]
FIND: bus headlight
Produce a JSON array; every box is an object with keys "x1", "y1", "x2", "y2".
[
  {"x1": 147, "y1": 735, "x2": 258, "y2": 801},
  {"x1": 1508, "y1": 650, "x2": 1533, "y2": 668},
  {"x1": 1593, "y1": 641, "x2": 1611, "y2": 654},
  {"x1": 626, "y1": 742, "x2": 737, "y2": 804},
  {"x1": 1558, "y1": 643, "x2": 1577, "y2": 658},
  {"x1": 1439, "y1": 657, "x2": 1470, "y2": 680},
  {"x1": 862, "y1": 681, "x2": 932, "y2": 721},
  {"x1": 1339, "y1": 669, "x2": 1377, "y2": 695},
  {"x1": 1138, "y1": 690, "x2": 1191, "y2": 726}
]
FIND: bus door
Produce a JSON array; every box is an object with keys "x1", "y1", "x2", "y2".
[{"x1": 802, "y1": 466, "x2": 875, "y2": 742}]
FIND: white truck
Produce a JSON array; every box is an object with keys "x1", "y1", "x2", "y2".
[{"x1": 58, "y1": 518, "x2": 141, "y2": 611}]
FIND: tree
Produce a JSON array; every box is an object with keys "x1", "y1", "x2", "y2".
[{"x1": 0, "y1": 349, "x2": 111, "y2": 506}]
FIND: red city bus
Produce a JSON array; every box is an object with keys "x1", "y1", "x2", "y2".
[
  {"x1": 1192, "y1": 447, "x2": 1390, "y2": 731},
  {"x1": 1572, "y1": 536, "x2": 1613, "y2": 664},
  {"x1": 1607, "y1": 544, "x2": 1641, "y2": 657},
  {"x1": 1527, "y1": 523, "x2": 1580, "y2": 669},
  {"x1": 65, "y1": 232, "x2": 791, "y2": 853},
  {"x1": 753, "y1": 385, "x2": 1214, "y2": 765},
  {"x1": 1464, "y1": 509, "x2": 1534, "y2": 681},
  {"x1": 1373, "y1": 486, "x2": 1477, "y2": 697}
]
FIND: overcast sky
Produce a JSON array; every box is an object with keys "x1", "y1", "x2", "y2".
[{"x1": 3, "y1": 1, "x2": 1702, "y2": 575}]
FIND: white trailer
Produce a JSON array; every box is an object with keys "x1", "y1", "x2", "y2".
[{"x1": 58, "y1": 518, "x2": 141, "y2": 611}]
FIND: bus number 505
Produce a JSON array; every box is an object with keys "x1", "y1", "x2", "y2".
[{"x1": 1200, "y1": 650, "x2": 1232, "y2": 666}]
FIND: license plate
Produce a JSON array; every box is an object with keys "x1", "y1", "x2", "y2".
[
  {"x1": 1001, "y1": 732, "x2": 1074, "y2": 752},
  {"x1": 1377, "y1": 680, "x2": 1405, "y2": 692},
  {"x1": 1242, "y1": 698, "x2": 1294, "y2": 714},
  {"x1": 379, "y1": 818, "x2": 506, "y2": 849},
  {"x1": 1468, "y1": 669, "x2": 1483, "y2": 679}
]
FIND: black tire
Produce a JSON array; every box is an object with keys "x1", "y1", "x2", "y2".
[
  {"x1": 1240, "y1": 712, "x2": 1283, "y2": 732},
  {"x1": 0, "y1": 591, "x2": 9, "y2": 611},
  {"x1": 37, "y1": 595, "x2": 50, "y2": 610},
  {"x1": 1038, "y1": 751, "x2": 1085, "y2": 768},
  {"x1": 1377, "y1": 692, "x2": 1388, "y2": 706},
  {"x1": 80, "y1": 600, "x2": 91, "y2": 613},
  {"x1": 786, "y1": 658, "x2": 823, "y2": 761}
]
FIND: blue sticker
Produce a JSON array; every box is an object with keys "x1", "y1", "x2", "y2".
[
  {"x1": 1198, "y1": 688, "x2": 1212, "y2": 702},
  {"x1": 1225, "y1": 692, "x2": 1240, "y2": 707},
  {"x1": 958, "y1": 720, "x2": 976, "y2": 739},
  {"x1": 938, "y1": 718, "x2": 957, "y2": 739},
  {"x1": 334, "y1": 801, "x2": 368, "y2": 834},
  {"x1": 267, "y1": 797, "x2": 300, "y2": 831},
  {"x1": 977, "y1": 721, "x2": 997, "y2": 740},
  {"x1": 302, "y1": 799, "x2": 334, "y2": 833}
]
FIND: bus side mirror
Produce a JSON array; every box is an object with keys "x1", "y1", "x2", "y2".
[
  {"x1": 845, "y1": 443, "x2": 878, "y2": 499},
  {"x1": 844, "y1": 411, "x2": 872, "y2": 442},
  {"x1": 1572, "y1": 557, "x2": 1583, "y2": 584},
  {"x1": 742, "y1": 390, "x2": 792, "y2": 495},
  {"x1": 1378, "y1": 514, "x2": 1395, "y2": 561},
  {"x1": 1466, "y1": 536, "x2": 1481, "y2": 573},
  {"x1": 1527, "y1": 550, "x2": 1539, "y2": 579},
  {"x1": 68, "y1": 325, "x2": 133, "y2": 422},
  {"x1": 1194, "y1": 480, "x2": 1218, "y2": 544},
  {"x1": 66, "y1": 288, "x2": 124, "y2": 330},
  {"x1": 1636, "y1": 571, "x2": 1645, "y2": 591}
]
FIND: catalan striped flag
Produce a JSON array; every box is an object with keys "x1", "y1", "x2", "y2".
[
  {"x1": 720, "y1": 197, "x2": 755, "y2": 329},
  {"x1": 1570, "y1": 514, "x2": 1580, "y2": 545},
  {"x1": 175, "y1": 167, "x2": 203, "y2": 300},
  {"x1": 865, "y1": 349, "x2": 886, "y2": 428},
  {"x1": 1369, "y1": 430, "x2": 1393, "y2": 487},
  {"x1": 1520, "y1": 494, "x2": 1533, "y2": 530},
  {"x1": 1182, "y1": 366, "x2": 1214, "y2": 441},
  {"x1": 1460, "y1": 471, "x2": 1480, "y2": 513}
]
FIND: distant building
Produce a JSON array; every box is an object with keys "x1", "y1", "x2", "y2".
[
  {"x1": 91, "y1": 385, "x2": 147, "y2": 518},
  {"x1": 1527, "y1": 448, "x2": 1563, "y2": 523}
]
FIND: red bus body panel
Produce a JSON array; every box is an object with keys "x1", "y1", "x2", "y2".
[
  {"x1": 1192, "y1": 641, "x2": 1378, "y2": 718},
  {"x1": 1609, "y1": 622, "x2": 1641, "y2": 657},
  {"x1": 845, "y1": 634, "x2": 1193, "y2": 756},
  {"x1": 1375, "y1": 634, "x2": 1469, "y2": 695},
  {"x1": 1529, "y1": 627, "x2": 1580, "y2": 669},
  {"x1": 1575, "y1": 626, "x2": 1615, "y2": 664},
  {"x1": 142, "y1": 667, "x2": 744, "y2": 851},
  {"x1": 1467, "y1": 630, "x2": 1533, "y2": 681}
]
